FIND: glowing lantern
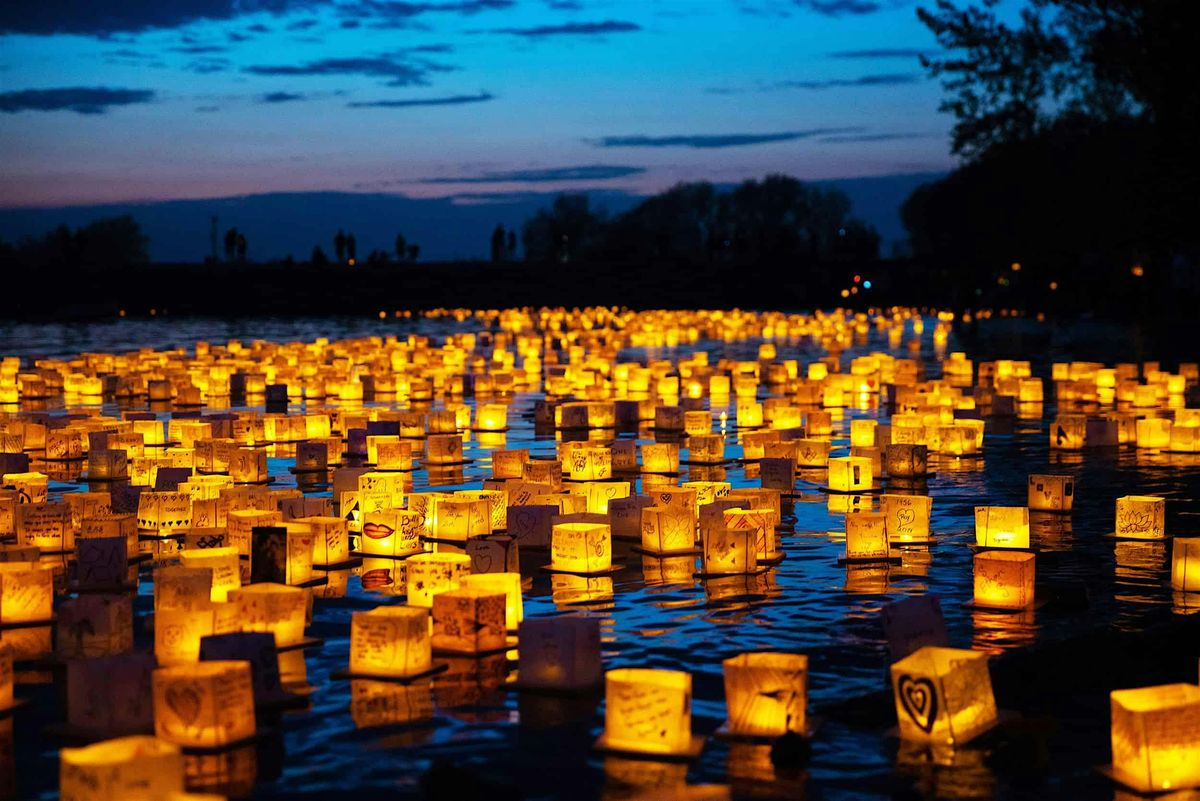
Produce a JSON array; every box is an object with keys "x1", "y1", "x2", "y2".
[
  {"x1": 429, "y1": 497, "x2": 490, "y2": 541},
  {"x1": 890, "y1": 646, "x2": 998, "y2": 746},
  {"x1": 1049, "y1": 415, "x2": 1086, "y2": 450},
  {"x1": 1135, "y1": 417, "x2": 1172, "y2": 450},
  {"x1": 0, "y1": 563, "x2": 53, "y2": 623},
  {"x1": 880, "y1": 494, "x2": 932, "y2": 543},
  {"x1": 1170, "y1": 537, "x2": 1200, "y2": 592},
  {"x1": 465, "y1": 535, "x2": 518, "y2": 575},
  {"x1": 1169, "y1": 425, "x2": 1200, "y2": 453},
  {"x1": 17, "y1": 500, "x2": 73, "y2": 551},
  {"x1": 974, "y1": 506, "x2": 1030, "y2": 549},
  {"x1": 349, "y1": 606, "x2": 431, "y2": 678},
  {"x1": 599, "y1": 669, "x2": 696, "y2": 756},
  {"x1": 828, "y1": 456, "x2": 873, "y2": 492},
  {"x1": 226, "y1": 509, "x2": 280, "y2": 555},
  {"x1": 405, "y1": 552, "x2": 471, "y2": 607},
  {"x1": 491, "y1": 449, "x2": 529, "y2": 480},
  {"x1": 1109, "y1": 684, "x2": 1200, "y2": 793},
  {"x1": 178, "y1": 547, "x2": 240, "y2": 602},
  {"x1": 845, "y1": 512, "x2": 889, "y2": 560},
  {"x1": 1115, "y1": 496, "x2": 1165, "y2": 539},
  {"x1": 57, "y1": 595, "x2": 133, "y2": 658},
  {"x1": 426, "y1": 433, "x2": 464, "y2": 465},
  {"x1": 2, "y1": 471, "x2": 48, "y2": 504},
  {"x1": 550, "y1": 522, "x2": 612, "y2": 573},
  {"x1": 722, "y1": 653, "x2": 807, "y2": 737},
  {"x1": 682, "y1": 480, "x2": 730, "y2": 506},
  {"x1": 361, "y1": 508, "x2": 423, "y2": 556},
  {"x1": 357, "y1": 471, "x2": 407, "y2": 510},
  {"x1": 59, "y1": 736, "x2": 183, "y2": 801},
  {"x1": 153, "y1": 661, "x2": 256, "y2": 748},
  {"x1": 641, "y1": 443, "x2": 680, "y2": 474},
  {"x1": 516, "y1": 616, "x2": 601, "y2": 691},
  {"x1": 973, "y1": 551, "x2": 1035, "y2": 609},
  {"x1": 296, "y1": 516, "x2": 349, "y2": 565},
  {"x1": 249, "y1": 525, "x2": 313, "y2": 586},
  {"x1": 228, "y1": 583, "x2": 307, "y2": 646},
  {"x1": 462, "y1": 572, "x2": 523, "y2": 630},
  {"x1": 137, "y1": 492, "x2": 193, "y2": 535},
  {"x1": 701, "y1": 525, "x2": 757, "y2": 575},
  {"x1": 641, "y1": 506, "x2": 696, "y2": 555},
  {"x1": 229, "y1": 448, "x2": 268, "y2": 483},
  {"x1": 794, "y1": 439, "x2": 830, "y2": 468},
  {"x1": 737, "y1": 400, "x2": 764, "y2": 428},
  {"x1": 475, "y1": 404, "x2": 508, "y2": 431},
  {"x1": 1027, "y1": 474, "x2": 1074, "y2": 513},
  {"x1": 850, "y1": 420, "x2": 877, "y2": 448},
  {"x1": 568, "y1": 446, "x2": 612, "y2": 481},
  {"x1": 885, "y1": 444, "x2": 928, "y2": 478},
  {"x1": 688, "y1": 434, "x2": 724, "y2": 464},
  {"x1": 88, "y1": 449, "x2": 129, "y2": 480},
  {"x1": 432, "y1": 587, "x2": 507, "y2": 654}
]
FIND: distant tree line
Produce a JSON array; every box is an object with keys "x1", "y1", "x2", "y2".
[
  {"x1": 520, "y1": 175, "x2": 880, "y2": 266},
  {"x1": 0, "y1": 215, "x2": 148, "y2": 269},
  {"x1": 903, "y1": 0, "x2": 1200, "y2": 312}
]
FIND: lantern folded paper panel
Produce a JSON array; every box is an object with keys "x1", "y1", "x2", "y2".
[
  {"x1": 550, "y1": 522, "x2": 612, "y2": 573},
  {"x1": 0, "y1": 563, "x2": 54, "y2": 623},
  {"x1": 600, "y1": 669, "x2": 695, "y2": 756},
  {"x1": 722, "y1": 652, "x2": 807, "y2": 737},
  {"x1": 641, "y1": 506, "x2": 696, "y2": 555},
  {"x1": 153, "y1": 661, "x2": 256, "y2": 748},
  {"x1": 432, "y1": 588, "x2": 507, "y2": 654},
  {"x1": 405, "y1": 553, "x2": 471, "y2": 607},
  {"x1": 845, "y1": 512, "x2": 889, "y2": 561},
  {"x1": 461, "y1": 573, "x2": 523, "y2": 630},
  {"x1": 349, "y1": 606, "x2": 432, "y2": 678},
  {"x1": 973, "y1": 551, "x2": 1035, "y2": 610},
  {"x1": 828, "y1": 457, "x2": 873, "y2": 492},
  {"x1": 702, "y1": 526, "x2": 757, "y2": 575},
  {"x1": 1027, "y1": 474, "x2": 1074, "y2": 513},
  {"x1": 1171, "y1": 538, "x2": 1200, "y2": 592},
  {"x1": 1115, "y1": 496, "x2": 1165, "y2": 539},
  {"x1": 177, "y1": 547, "x2": 240, "y2": 602},
  {"x1": 516, "y1": 617, "x2": 602, "y2": 692},
  {"x1": 228, "y1": 583, "x2": 307, "y2": 646},
  {"x1": 360, "y1": 508, "x2": 424, "y2": 557},
  {"x1": 1110, "y1": 684, "x2": 1200, "y2": 793},
  {"x1": 59, "y1": 736, "x2": 183, "y2": 801},
  {"x1": 881, "y1": 494, "x2": 932, "y2": 543},
  {"x1": 973, "y1": 506, "x2": 1030, "y2": 549},
  {"x1": 890, "y1": 646, "x2": 998, "y2": 747}
]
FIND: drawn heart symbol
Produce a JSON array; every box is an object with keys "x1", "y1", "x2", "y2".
[
  {"x1": 898, "y1": 675, "x2": 937, "y2": 733},
  {"x1": 474, "y1": 551, "x2": 494, "y2": 573},
  {"x1": 896, "y1": 509, "x2": 916, "y2": 528},
  {"x1": 165, "y1": 683, "x2": 203, "y2": 727}
]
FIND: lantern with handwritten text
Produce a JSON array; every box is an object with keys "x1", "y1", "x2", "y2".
[
  {"x1": 640, "y1": 506, "x2": 696, "y2": 555},
  {"x1": 59, "y1": 736, "x2": 183, "y2": 801},
  {"x1": 1027, "y1": 474, "x2": 1074, "y2": 513},
  {"x1": 405, "y1": 552, "x2": 471, "y2": 607},
  {"x1": 516, "y1": 616, "x2": 602, "y2": 691},
  {"x1": 550, "y1": 522, "x2": 612, "y2": 573},
  {"x1": 881, "y1": 494, "x2": 932, "y2": 544},
  {"x1": 845, "y1": 512, "x2": 889, "y2": 561},
  {"x1": 432, "y1": 587, "x2": 507, "y2": 654},
  {"x1": 229, "y1": 583, "x2": 306, "y2": 646},
  {"x1": 361, "y1": 508, "x2": 423, "y2": 557},
  {"x1": 0, "y1": 563, "x2": 53, "y2": 623},
  {"x1": 974, "y1": 506, "x2": 1030, "y2": 549},
  {"x1": 973, "y1": 551, "x2": 1035, "y2": 609},
  {"x1": 1115, "y1": 495, "x2": 1165, "y2": 539},
  {"x1": 153, "y1": 660, "x2": 256, "y2": 748},
  {"x1": 349, "y1": 606, "x2": 431, "y2": 678},
  {"x1": 600, "y1": 669, "x2": 695, "y2": 756}
]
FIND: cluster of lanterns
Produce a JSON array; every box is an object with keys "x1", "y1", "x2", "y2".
[{"x1": 0, "y1": 306, "x2": 1197, "y2": 798}]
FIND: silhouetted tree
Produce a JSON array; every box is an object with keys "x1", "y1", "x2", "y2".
[
  {"x1": 334, "y1": 229, "x2": 347, "y2": 262},
  {"x1": 311, "y1": 245, "x2": 329, "y2": 265},
  {"x1": 235, "y1": 232, "x2": 247, "y2": 262},
  {"x1": 0, "y1": 216, "x2": 149, "y2": 270},
  {"x1": 394, "y1": 234, "x2": 407, "y2": 262},
  {"x1": 407, "y1": 244, "x2": 420, "y2": 263},
  {"x1": 224, "y1": 228, "x2": 238, "y2": 262},
  {"x1": 490, "y1": 224, "x2": 506, "y2": 263},
  {"x1": 506, "y1": 230, "x2": 517, "y2": 260},
  {"x1": 346, "y1": 234, "x2": 357, "y2": 263},
  {"x1": 366, "y1": 249, "x2": 390, "y2": 266},
  {"x1": 522, "y1": 195, "x2": 605, "y2": 263}
]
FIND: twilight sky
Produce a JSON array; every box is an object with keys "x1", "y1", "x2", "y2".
[{"x1": 0, "y1": 0, "x2": 1015, "y2": 210}]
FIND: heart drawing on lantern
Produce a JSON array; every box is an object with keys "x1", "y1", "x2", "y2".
[
  {"x1": 898, "y1": 675, "x2": 938, "y2": 733},
  {"x1": 165, "y1": 682, "x2": 204, "y2": 727},
  {"x1": 896, "y1": 508, "x2": 915, "y2": 530}
]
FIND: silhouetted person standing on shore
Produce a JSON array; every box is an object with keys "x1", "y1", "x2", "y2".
[
  {"x1": 347, "y1": 234, "x2": 357, "y2": 264},
  {"x1": 335, "y1": 229, "x2": 346, "y2": 263}
]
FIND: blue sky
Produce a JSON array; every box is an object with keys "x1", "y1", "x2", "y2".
[{"x1": 0, "y1": 1, "x2": 1014, "y2": 208}]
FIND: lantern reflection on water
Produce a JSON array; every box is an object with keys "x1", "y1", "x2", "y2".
[{"x1": 59, "y1": 736, "x2": 183, "y2": 801}]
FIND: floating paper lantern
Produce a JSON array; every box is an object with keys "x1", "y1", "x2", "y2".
[
  {"x1": 1115, "y1": 496, "x2": 1165, "y2": 539},
  {"x1": 2, "y1": 471, "x2": 48, "y2": 504},
  {"x1": 1050, "y1": 415, "x2": 1086, "y2": 450},
  {"x1": 153, "y1": 660, "x2": 256, "y2": 748},
  {"x1": 461, "y1": 572, "x2": 522, "y2": 630},
  {"x1": 688, "y1": 435, "x2": 724, "y2": 464},
  {"x1": 1109, "y1": 684, "x2": 1200, "y2": 793},
  {"x1": 17, "y1": 500, "x2": 73, "y2": 551},
  {"x1": 154, "y1": 601, "x2": 233, "y2": 666},
  {"x1": 724, "y1": 508, "x2": 776, "y2": 559},
  {"x1": 465, "y1": 535, "x2": 518, "y2": 575},
  {"x1": 885, "y1": 444, "x2": 928, "y2": 478},
  {"x1": 850, "y1": 420, "x2": 877, "y2": 448},
  {"x1": 432, "y1": 587, "x2": 507, "y2": 654},
  {"x1": 737, "y1": 401, "x2": 764, "y2": 429},
  {"x1": 683, "y1": 410, "x2": 711, "y2": 437},
  {"x1": 405, "y1": 552, "x2": 471, "y2": 607},
  {"x1": 568, "y1": 446, "x2": 612, "y2": 481},
  {"x1": 426, "y1": 433, "x2": 464, "y2": 465},
  {"x1": 137, "y1": 491, "x2": 193, "y2": 535},
  {"x1": 974, "y1": 506, "x2": 1030, "y2": 549},
  {"x1": 360, "y1": 508, "x2": 424, "y2": 556},
  {"x1": 294, "y1": 441, "x2": 328, "y2": 473},
  {"x1": 722, "y1": 652, "x2": 807, "y2": 737},
  {"x1": 845, "y1": 512, "x2": 889, "y2": 560},
  {"x1": 601, "y1": 669, "x2": 694, "y2": 756},
  {"x1": 641, "y1": 506, "x2": 695, "y2": 555},
  {"x1": 701, "y1": 525, "x2": 757, "y2": 575},
  {"x1": 973, "y1": 551, "x2": 1035, "y2": 609},
  {"x1": 350, "y1": 606, "x2": 431, "y2": 678},
  {"x1": 641, "y1": 443, "x2": 680, "y2": 474},
  {"x1": 890, "y1": 646, "x2": 998, "y2": 746},
  {"x1": 249, "y1": 525, "x2": 313, "y2": 586},
  {"x1": 551, "y1": 522, "x2": 612, "y2": 573},
  {"x1": 516, "y1": 617, "x2": 601, "y2": 691},
  {"x1": 794, "y1": 439, "x2": 830, "y2": 468},
  {"x1": 87, "y1": 449, "x2": 129, "y2": 480},
  {"x1": 59, "y1": 736, "x2": 183, "y2": 801},
  {"x1": 828, "y1": 456, "x2": 873, "y2": 493},
  {"x1": 295, "y1": 516, "x2": 349, "y2": 565},
  {"x1": 1170, "y1": 537, "x2": 1200, "y2": 592},
  {"x1": 1027, "y1": 474, "x2": 1074, "y2": 513},
  {"x1": 880, "y1": 494, "x2": 932, "y2": 543},
  {"x1": 491, "y1": 449, "x2": 529, "y2": 480},
  {"x1": 428, "y1": 496, "x2": 490, "y2": 542},
  {"x1": 229, "y1": 583, "x2": 307, "y2": 646},
  {"x1": 178, "y1": 547, "x2": 240, "y2": 602},
  {"x1": 0, "y1": 562, "x2": 53, "y2": 623},
  {"x1": 1135, "y1": 417, "x2": 1172, "y2": 450},
  {"x1": 475, "y1": 404, "x2": 508, "y2": 432}
]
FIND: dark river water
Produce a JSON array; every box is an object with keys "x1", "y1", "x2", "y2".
[{"x1": 4, "y1": 313, "x2": 1194, "y2": 801}]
